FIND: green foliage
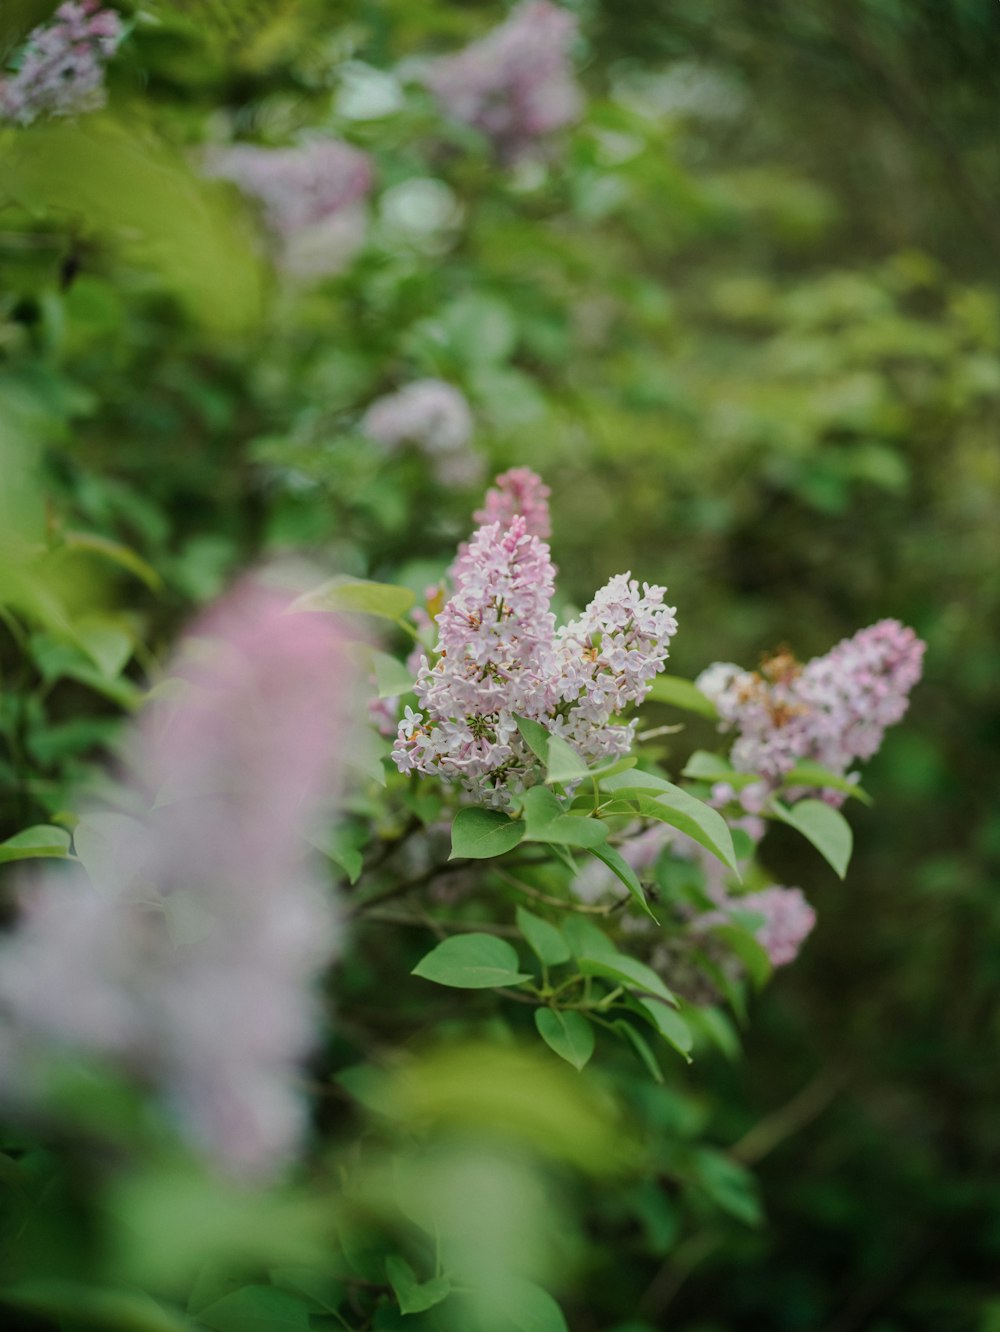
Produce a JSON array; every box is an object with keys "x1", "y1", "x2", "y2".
[{"x1": 0, "y1": 0, "x2": 994, "y2": 1328}]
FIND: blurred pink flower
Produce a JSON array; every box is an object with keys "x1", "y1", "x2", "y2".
[
  {"x1": 421, "y1": 0, "x2": 583, "y2": 161},
  {"x1": 205, "y1": 139, "x2": 373, "y2": 278},
  {"x1": 0, "y1": 1, "x2": 123, "y2": 125},
  {"x1": 0, "y1": 579, "x2": 355, "y2": 1175}
]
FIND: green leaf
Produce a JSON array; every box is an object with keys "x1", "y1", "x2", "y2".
[
  {"x1": 514, "y1": 714, "x2": 551, "y2": 764},
  {"x1": 692, "y1": 1149, "x2": 762, "y2": 1227},
  {"x1": 613, "y1": 1020, "x2": 663, "y2": 1083},
  {"x1": 62, "y1": 530, "x2": 162, "y2": 592},
  {"x1": 519, "y1": 787, "x2": 607, "y2": 848},
  {"x1": 0, "y1": 825, "x2": 72, "y2": 864},
  {"x1": 560, "y1": 915, "x2": 617, "y2": 960},
  {"x1": 412, "y1": 934, "x2": 531, "y2": 989},
  {"x1": 770, "y1": 799, "x2": 853, "y2": 878},
  {"x1": 497, "y1": 1278, "x2": 570, "y2": 1332},
  {"x1": 516, "y1": 906, "x2": 571, "y2": 966},
  {"x1": 781, "y1": 760, "x2": 872, "y2": 805},
  {"x1": 645, "y1": 674, "x2": 718, "y2": 718},
  {"x1": 633, "y1": 788, "x2": 740, "y2": 876},
  {"x1": 534, "y1": 1009, "x2": 595, "y2": 1071},
  {"x1": 0, "y1": 1279, "x2": 194, "y2": 1332},
  {"x1": 681, "y1": 750, "x2": 736, "y2": 781},
  {"x1": 578, "y1": 953, "x2": 677, "y2": 1006},
  {"x1": 600, "y1": 769, "x2": 673, "y2": 795},
  {"x1": 546, "y1": 734, "x2": 588, "y2": 785},
  {"x1": 197, "y1": 1286, "x2": 312, "y2": 1332},
  {"x1": 711, "y1": 922, "x2": 772, "y2": 988},
  {"x1": 293, "y1": 577, "x2": 416, "y2": 621},
  {"x1": 588, "y1": 844, "x2": 656, "y2": 920},
  {"x1": 450, "y1": 807, "x2": 525, "y2": 860},
  {"x1": 74, "y1": 618, "x2": 133, "y2": 680},
  {"x1": 634, "y1": 998, "x2": 693, "y2": 1062},
  {"x1": 371, "y1": 650, "x2": 413, "y2": 699},
  {"x1": 384, "y1": 1257, "x2": 451, "y2": 1315}
]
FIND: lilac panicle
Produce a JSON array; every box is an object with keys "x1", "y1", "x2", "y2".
[
  {"x1": 0, "y1": 579, "x2": 355, "y2": 1176},
  {"x1": 0, "y1": 2, "x2": 123, "y2": 126},
  {"x1": 698, "y1": 885, "x2": 816, "y2": 968},
  {"x1": 205, "y1": 139, "x2": 372, "y2": 277},
  {"x1": 697, "y1": 619, "x2": 925, "y2": 803},
  {"x1": 474, "y1": 467, "x2": 552, "y2": 539},
  {"x1": 393, "y1": 475, "x2": 678, "y2": 802},
  {"x1": 554, "y1": 573, "x2": 678, "y2": 764},
  {"x1": 421, "y1": 0, "x2": 583, "y2": 162},
  {"x1": 393, "y1": 516, "x2": 559, "y2": 803}
]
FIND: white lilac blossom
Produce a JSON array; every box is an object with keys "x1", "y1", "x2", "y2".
[
  {"x1": 205, "y1": 139, "x2": 372, "y2": 278},
  {"x1": 393, "y1": 497, "x2": 677, "y2": 804},
  {"x1": 0, "y1": 580, "x2": 354, "y2": 1176},
  {"x1": 697, "y1": 619, "x2": 925, "y2": 804},
  {"x1": 554, "y1": 574, "x2": 678, "y2": 764},
  {"x1": 0, "y1": 2, "x2": 123, "y2": 125},
  {"x1": 421, "y1": 0, "x2": 583, "y2": 162},
  {"x1": 360, "y1": 379, "x2": 479, "y2": 484}
]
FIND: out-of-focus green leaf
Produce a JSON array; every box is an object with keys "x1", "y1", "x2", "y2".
[
  {"x1": 196, "y1": 1285, "x2": 312, "y2": 1332},
  {"x1": 646, "y1": 674, "x2": 718, "y2": 718},
  {"x1": 0, "y1": 120, "x2": 264, "y2": 331},
  {"x1": 294, "y1": 577, "x2": 416, "y2": 621},
  {"x1": 385, "y1": 1257, "x2": 451, "y2": 1315},
  {"x1": 0, "y1": 824, "x2": 72, "y2": 864}
]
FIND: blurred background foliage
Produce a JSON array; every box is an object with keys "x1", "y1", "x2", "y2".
[{"x1": 1, "y1": 1, "x2": 999, "y2": 1329}]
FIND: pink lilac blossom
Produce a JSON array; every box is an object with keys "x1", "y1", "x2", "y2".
[
  {"x1": 0, "y1": 1, "x2": 123, "y2": 125},
  {"x1": 393, "y1": 496, "x2": 677, "y2": 803},
  {"x1": 0, "y1": 580, "x2": 354, "y2": 1176},
  {"x1": 205, "y1": 139, "x2": 372, "y2": 277},
  {"x1": 450, "y1": 466, "x2": 551, "y2": 585},
  {"x1": 421, "y1": 0, "x2": 583, "y2": 162},
  {"x1": 698, "y1": 885, "x2": 816, "y2": 968},
  {"x1": 474, "y1": 466, "x2": 551, "y2": 539},
  {"x1": 696, "y1": 620, "x2": 924, "y2": 804},
  {"x1": 361, "y1": 379, "x2": 479, "y2": 484}
]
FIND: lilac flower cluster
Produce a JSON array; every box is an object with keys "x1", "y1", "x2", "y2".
[
  {"x1": 0, "y1": 2, "x2": 123, "y2": 126},
  {"x1": 450, "y1": 466, "x2": 552, "y2": 583},
  {"x1": 696, "y1": 884, "x2": 816, "y2": 967},
  {"x1": 697, "y1": 619, "x2": 925, "y2": 804},
  {"x1": 474, "y1": 466, "x2": 552, "y2": 539},
  {"x1": 420, "y1": 0, "x2": 583, "y2": 162},
  {"x1": 0, "y1": 581, "x2": 354, "y2": 1176},
  {"x1": 554, "y1": 574, "x2": 678, "y2": 764},
  {"x1": 392, "y1": 477, "x2": 677, "y2": 804},
  {"x1": 361, "y1": 379, "x2": 479, "y2": 484},
  {"x1": 205, "y1": 139, "x2": 373, "y2": 277}
]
